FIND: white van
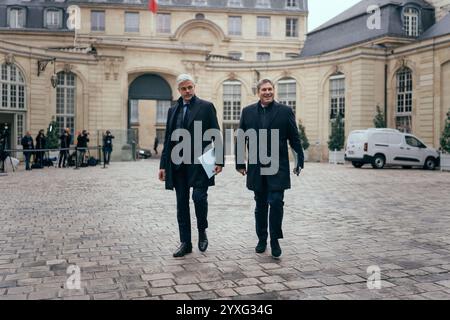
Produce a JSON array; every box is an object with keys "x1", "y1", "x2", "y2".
[{"x1": 345, "y1": 128, "x2": 440, "y2": 170}]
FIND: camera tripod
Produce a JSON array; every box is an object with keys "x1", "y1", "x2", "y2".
[
  {"x1": 0, "y1": 145, "x2": 15, "y2": 175},
  {"x1": 0, "y1": 152, "x2": 15, "y2": 174},
  {"x1": 0, "y1": 124, "x2": 15, "y2": 174}
]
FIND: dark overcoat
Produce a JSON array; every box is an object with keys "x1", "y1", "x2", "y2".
[
  {"x1": 160, "y1": 96, "x2": 222, "y2": 190},
  {"x1": 236, "y1": 101, "x2": 304, "y2": 192}
]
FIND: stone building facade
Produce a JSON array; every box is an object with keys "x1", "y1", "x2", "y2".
[{"x1": 0, "y1": 0, "x2": 449, "y2": 161}]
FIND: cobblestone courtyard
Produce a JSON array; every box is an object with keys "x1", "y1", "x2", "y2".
[{"x1": 1, "y1": 160, "x2": 450, "y2": 300}]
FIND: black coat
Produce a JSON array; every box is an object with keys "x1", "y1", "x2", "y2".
[
  {"x1": 103, "y1": 135, "x2": 114, "y2": 152},
  {"x1": 236, "y1": 101, "x2": 304, "y2": 192},
  {"x1": 77, "y1": 134, "x2": 89, "y2": 148},
  {"x1": 35, "y1": 134, "x2": 46, "y2": 149},
  {"x1": 160, "y1": 96, "x2": 222, "y2": 190},
  {"x1": 21, "y1": 136, "x2": 34, "y2": 150},
  {"x1": 60, "y1": 133, "x2": 72, "y2": 149}
]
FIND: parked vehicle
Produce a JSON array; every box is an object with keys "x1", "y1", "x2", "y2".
[
  {"x1": 345, "y1": 128, "x2": 440, "y2": 170},
  {"x1": 137, "y1": 147, "x2": 152, "y2": 159}
]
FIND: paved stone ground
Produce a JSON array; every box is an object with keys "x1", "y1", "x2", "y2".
[{"x1": 1, "y1": 160, "x2": 450, "y2": 300}]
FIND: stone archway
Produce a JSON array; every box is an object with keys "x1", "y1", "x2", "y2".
[{"x1": 127, "y1": 73, "x2": 173, "y2": 154}]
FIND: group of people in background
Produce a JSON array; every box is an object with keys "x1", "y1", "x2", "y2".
[
  {"x1": 20, "y1": 129, "x2": 51, "y2": 170},
  {"x1": 19, "y1": 128, "x2": 114, "y2": 170}
]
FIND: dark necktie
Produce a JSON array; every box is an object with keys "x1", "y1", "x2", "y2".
[{"x1": 183, "y1": 104, "x2": 190, "y2": 128}]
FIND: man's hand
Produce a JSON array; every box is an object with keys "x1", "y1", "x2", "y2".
[
  {"x1": 158, "y1": 169, "x2": 166, "y2": 182},
  {"x1": 237, "y1": 169, "x2": 247, "y2": 176},
  {"x1": 293, "y1": 167, "x2": 301, "y2": 176},
  {"x1": 214, "y1": 166, "x2": 223, "y2": 175}
]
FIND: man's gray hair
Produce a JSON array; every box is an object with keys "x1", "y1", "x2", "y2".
[
  {"x1": 257, "y1": 78, "x2": 275, "y2": 91},
  {"x1": 177, "y1": 74, "x2": 195, "y2": 86}
]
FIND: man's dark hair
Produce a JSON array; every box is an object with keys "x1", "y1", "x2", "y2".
[{"x1": 257, "y1": 78, "x2": 275, "y2": 92}]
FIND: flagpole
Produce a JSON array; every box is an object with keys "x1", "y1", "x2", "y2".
[
  {"x1": 148, "y1": 0, "x2": 158, "y2": 36},
  {"x1": 151, "y1": 10, "x2": 155, "y2": 36}
]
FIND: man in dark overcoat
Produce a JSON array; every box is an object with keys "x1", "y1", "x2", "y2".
[
  {"x1": 236, "y1": 79, "x2": 304, "y2": 259},
  {"x1": 159, "y1": 74, "x2": 223, "y2": 257}
]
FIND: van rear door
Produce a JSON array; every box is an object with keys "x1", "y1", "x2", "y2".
[{"x1": 346, "y1": 131, "x2": 366, "y2": 159}]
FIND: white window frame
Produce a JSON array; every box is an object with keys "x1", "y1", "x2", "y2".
[
  {"x1": 156, "y1": 100, "x2": 171, "y2": 124},
  {"x1": 404, "y1": 7, "x2": 419, "y2": 37},
  {"x1": 130, "y1": 100, "x2": 139, "y2": 125},
  {"x1": 193, "y1": 0, "x2": 207, "y2": 6},
  {"x1": 396, "y1": 68, "x2": 413, "y2": 133},
  {"x1": 125, "y1": 12, "x2": 140, "y2": 33},
  {"x1": 228, "y1": 51, "x2": 242, "y2": 60},
  {"x1": 223, "y1": 81, "x2": 242, "y2": 122},
  {"x1": 228, "y1": 0, "x2": 242, "y2": 7},
  {"x1": 286, "y1": 0, "x2": 299, "y2": 9},
  {"x1": 45, "y1": 8, "x2": 62, "y2": 29},
  {"x1": 228, "y1": 16, "x2": 242, "y2": 36},
  {"x1": 8, "y1": 7, "x2": 26, "y2": 28},
  {"x1": 16, "y1": 113, "x2": 25, "y2": 146},
  {"x1": 1, "y1": 63, "x2": 26, "y2": 111},
  {"x1": 286, "y1": 18, "x2": 298, "y2": 37},
  {"x1": 257, "y1": 16, "x2": 271, "y2": 37},
  {"x1": 256, "y1": 0, "x2": 270, "y2": 9},
  {"x1": 56, "y1": 72, "x2": 76, "y2": 136},
  {"x1": 256, "y1": 52, "x2": 270, "y2": 61},
  {"x1": 329, "y1": 74, "x2": 345, "y2": 120},
  {"x1": 278, "y1": 79, "x2": 297, "y2": 115},
  {"x1": 91, "y1": 10, "x2": 105, "y2": 32},
  {"x1": 157, "y1": 13, "x2": 171, "y2": 33}
]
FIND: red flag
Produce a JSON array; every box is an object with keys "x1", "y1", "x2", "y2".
[{"x1": 149, "y1": 0, "x2": 158, "y2": 14}]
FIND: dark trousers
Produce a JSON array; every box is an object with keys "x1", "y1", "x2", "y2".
[
  {"x1": 253, "y1": 176, "x2": 285, "y2": 242},
  {"x1": 59, "y1": 150, "x2": 68, "y2": 167},
  {"x1": 77, "y1": 149, "x2": 86, "y2": 167},
  {"x1": 104, "y1": 149, "x2": 111, "y2": 164},
  {"x1": 35, "y1": 151, "x2": 44, "y2": 166},
  {"x1": 24, "y1": 151, "x2": 32, "y2": 170},
  {"x1": 173, "y1": 165, "x2": 208, "y2": 244}
]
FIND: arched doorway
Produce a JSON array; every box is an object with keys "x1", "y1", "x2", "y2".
[{"x1": 128, "y1": 74, "x2": 173, "y2": 155}]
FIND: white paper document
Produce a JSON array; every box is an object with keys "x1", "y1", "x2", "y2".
[{"x1": 198, "y1": 148, "x2": 216, "y2": 179}]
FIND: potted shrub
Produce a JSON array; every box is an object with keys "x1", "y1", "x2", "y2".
[
  {"x1": 46, "y1": 120, "x2": 60, "y2": 161},
  {"x1": 373, "y1": 105, "x2": 386, "y2": 128},
  {"x1": 298, "y1": 119, "x2": 310, "y2": 161},
  {"x1": 440, "y1": 111, "x2": 450, "y2": 171},
  {"x1": 328, "y1": 113, "x2": 345, "y2": 164}
]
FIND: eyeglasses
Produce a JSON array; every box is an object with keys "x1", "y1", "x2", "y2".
[{"x1": 179, "y1": 86, "x2": 194, "y2": 92}]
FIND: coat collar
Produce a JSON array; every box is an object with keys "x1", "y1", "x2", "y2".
[
  {"x1": 251, "y1": 100, "x2": 281, "y2": 129},
  {"x1": 170, "y1": 95, "x2": 201, "y2": 130}
]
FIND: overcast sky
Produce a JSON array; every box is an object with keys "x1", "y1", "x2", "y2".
[{"x1": 308, "y1": 0, "x2": 362, "y2": 32}]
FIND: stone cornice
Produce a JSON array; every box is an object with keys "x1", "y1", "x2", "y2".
[
  {"x1": 71, "y1": 3, "x2": 307, "y2": 16},
  {"x1": 82, "y1": 37, "x2": 211, "y2": 54},
  {"x1": 0, "y1": 39, "x2": 98, "y2": 64}
]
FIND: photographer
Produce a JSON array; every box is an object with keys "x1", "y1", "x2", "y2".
[
  {"x1": 59, "y1": 128, "x2": 72, "y2": 168},
  {"x1": 76, "y1": 130, "x2": 89, "y2": 167},
  {"x1": 0, "y1": 124, "x2": 9, "y2": 172},
  {"x1": 102, "y1": 130, "x2": 115, "y2": 165},
  {"x1": 35, "y1": 129, "x2": 46, "y2": 168},
  {"x1": 21, "y1": 131, "x2": 34, "y2": 171}
]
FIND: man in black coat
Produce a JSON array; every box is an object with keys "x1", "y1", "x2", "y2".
[
  {"x1": 102, "y1": 130, "x2": 115, "y2": 165},
  {"x1": 76, "y1": 130, "x2": 89, "y2": 167},
  {"x1": 21, "y1": 131, "x2": 34, "y2": 171},
  {"x1": 159, "y1": 74, "x2": 224, "y2": 257},
  {"x1": 35, "y1": 129, "x2": 46, "y2": 167},
  {"x1": 236, "y1": 79, "x2": 304, "y2": 259},
  {"x1": 59, "y1": 128, "x2": 72, "y2": 168}
]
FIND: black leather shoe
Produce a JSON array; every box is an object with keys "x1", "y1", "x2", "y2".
[
  {"x1": 198, "y1": 231, "x2": 208, "y2": 252},
  {"x1": 270, "y1": 240, "x2": 282, "y2": 259},
  {"x1": 173, "y1": 242, "x2": 192, "y2": 257},
  {"x1": 255, "y1": 240, "x2": 267, "y2": 253}
]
